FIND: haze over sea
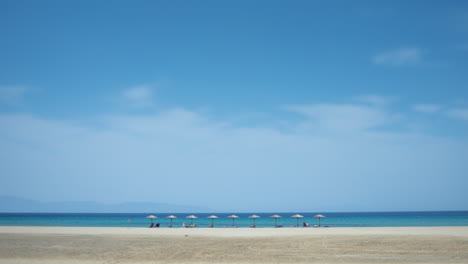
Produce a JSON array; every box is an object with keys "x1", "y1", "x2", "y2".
[{"x1": 1, "y1": 212, "x2": 468, "y2": 228}]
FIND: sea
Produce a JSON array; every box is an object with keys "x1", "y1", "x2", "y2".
[{"x1": 1, "y1": 211, "x2": 468, "y2": 228}]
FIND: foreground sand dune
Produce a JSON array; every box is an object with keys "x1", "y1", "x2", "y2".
[{"x1": 1, "y1": 226, "x2": 467, "y2": 263}]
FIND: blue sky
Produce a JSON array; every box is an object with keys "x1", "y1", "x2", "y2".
[{"x1": 1, "y1": 0, "x2": 468, "y2": 212}]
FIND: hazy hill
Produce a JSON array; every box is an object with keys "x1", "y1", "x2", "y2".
[{"x1": 0, "y1": 196, "x2": 210, "y2": 213}]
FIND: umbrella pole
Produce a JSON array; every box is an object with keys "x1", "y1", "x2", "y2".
[
  {"x1": 275, "y1": 218, "x2": 277, "y2": 227},
  {"x1": 296, "y1": 218, "x2": 299, "y2": 227},
  {"x1": 254, "y1": 218, "x2": 256, "y2": 227},
  {"x1": 212, "y1": 218, "x2": 214, "y2": 227},
  {"x1": 232, "y1": 218, "x2": 234, "y2": 227},
  {"x1": 318, "y1": 218, "x2": 320, "y2": 227},
  {"x1": 170, "y1": 218, "x2": 173, "y2": 227}
]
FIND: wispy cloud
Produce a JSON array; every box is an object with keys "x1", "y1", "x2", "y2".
[
  {"x1": 121, "y1": 85, "x2": 154, "y2": 108},
  {"x1": 0, "y1": 85, "x2": 28, "y2": 104},
  {"x1": 454, "y1": 9, "x2": 468, "y2": 32},
  {"x1": 412, "y1": 104, "x2": 468, "y2": 122},
  {"x1": 446, "y1": 108, "x2": 468, "y2": 121},
  {"x1": 285, "y1": 103, "x2": 396, "y2": 133},
  {"x1": 372, "y1": 48, "x2": 423, "y2": 66},
  {"x1": 353, "y1": 95, "x2": 394, "y2": 106},
  {"x1": 357, "y1": 6, "x2": 395, "y2": 18},
  {"x1": 455, "y1": 43, "x2": 468, "y2": 51},
  {"x1": 413, "y1": 104, "x2": 442, "y2": 113}
]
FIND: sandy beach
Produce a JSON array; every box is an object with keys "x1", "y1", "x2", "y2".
[{"x1": 0, "y1": 226, "x2": 467, "y2": 263}]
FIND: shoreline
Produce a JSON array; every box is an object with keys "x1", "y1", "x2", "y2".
[{"x1": 1, "y1": 225, "x2": 468, "y2": 237}]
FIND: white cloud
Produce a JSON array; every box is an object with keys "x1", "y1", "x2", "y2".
[
  {"x1": 446, "y1": 108, "x2": 468, "y2": 121},
  {"x1": 285, "y1": 103, "x2": 396, "y2": 133},
  {"x1": 413, "y1": 104, "x2": 442, "y2": 113},
  {"x1": 353, "y1": 95, "x2": 394, "y2": 106},
  {"x1": 372, "y1": 48, "x2": 423, "y2": 66},
  {"x1": 121, "y1": 85, "x2": 154, "y2": 108},
  {"x1": 0, "y1": 85, "x2": 28, "y2": 104}
]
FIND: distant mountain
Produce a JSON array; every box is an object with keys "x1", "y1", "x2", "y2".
[{"x1": 0, "y1": 196, "x2": 211, "y2": 213}]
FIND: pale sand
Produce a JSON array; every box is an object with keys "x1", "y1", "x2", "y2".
[{"x1": 1, "y1": 226, "x2": 467, "y2": 263}]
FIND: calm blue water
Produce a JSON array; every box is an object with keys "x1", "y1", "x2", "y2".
[{"x1": 0, "y1": 212, "x2": 467, "y2": 228}]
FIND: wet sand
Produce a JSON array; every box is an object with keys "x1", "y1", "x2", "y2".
[{"x1": 0, "y1": 226, "x2": 467, "y2": 263}]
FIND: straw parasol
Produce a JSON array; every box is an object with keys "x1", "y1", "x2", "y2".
[
  {"x1": 186, "y1": 215, "x2": 198, "y2": 226},
  {"x1": 145, "y1": 215, "x2": 158, "y2": 224},
  {"x1": 248, "y1": 215, "x2": 261, "y2": 227},
  {"x1": 227, "y1": 215, "x2": 240, "y2": 227},
  {"x1": 269, "y1": 215, "x2": 282, "y2": 227},
  {"x1": 291, "y1": 214, "x2": 304, "y2": 227},
  {"x1": 166, "y1": 215, "x2": 177, "y2": 227},
  {"x1": 313, "y1": 214, "x2": 326, "y2": 227},
  {"x1": 206, "y1": 215, "x2": 218, "y2": 227}
]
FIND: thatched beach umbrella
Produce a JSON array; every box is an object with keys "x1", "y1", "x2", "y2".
[
  {"x1": 166, "y1": 215, "x2": 177, "y2": 227},
  {"x1": 313, "y1": 214, "x2": 326, "y2": 227},
  {"x1": 269, "y1": 215, "x2": 282, "y2": 227},
  {"x1": 186, "y1": 215, "x2": 198, "y2": 226},
  {"x1": 207, "y1": 215, "x2": 218, "y2": 227},
  {"x1": 248, "y1": 215, "x2": 261, "y2": 227},
  {"x1": 291, "y1": 214, "x2": 304, "y2": 227},
  {"x1": 145, "y1": 215, "x2": 158, "y2": 224},
  {"x1": 227, "y1": 215, "x2": 240, "y2": 227}
]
